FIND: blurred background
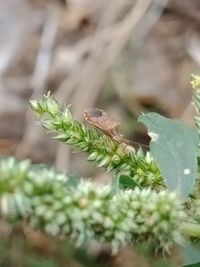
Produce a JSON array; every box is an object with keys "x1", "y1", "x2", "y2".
[{"x1": 0, "y1": 0, "x2": 200, "y2": 177}]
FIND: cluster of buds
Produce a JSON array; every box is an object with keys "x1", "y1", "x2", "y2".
[
  {"x1": 30, "y1": 94, "x2": 163, "y2": 189},
  {"x1": 0, "y1": 158, "x2": 185, "y2": 253}
]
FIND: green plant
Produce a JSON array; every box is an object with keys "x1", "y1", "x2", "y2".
[
  {"x1": 29, "y1": 94, "x2": 163, "y2": 189},
  {"x1": 1, "y1": 75, "x2": 200, "y2": 266}
]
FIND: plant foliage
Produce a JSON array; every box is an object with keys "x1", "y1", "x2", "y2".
[
  {"x1": 138, "y1": 112, "x2": 198, "y2": 199},
  {"x1": 1, "y1": 75, "x2": 200, "y2": 266}
]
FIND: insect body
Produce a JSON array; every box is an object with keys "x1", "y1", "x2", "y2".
[
  {"x1": 83, "y1": 108, "x2": 149, "y2": 150},
  {"x1": 84, "y1": 108, "x2": 124, "y2": 143}
]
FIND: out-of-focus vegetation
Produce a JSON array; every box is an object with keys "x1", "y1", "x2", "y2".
[{"x1": 0, "y1": 221, "x2": 180, "y2": 267}]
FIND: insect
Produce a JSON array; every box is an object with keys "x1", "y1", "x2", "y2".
[{"x1": 84, "y1": 108, "x2": 148, "y2": 149}]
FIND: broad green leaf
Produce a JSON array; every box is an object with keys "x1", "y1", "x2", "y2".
[
  {"x1": 118, "y1": 175, "x2": 141, "y2": 190},
  {"x1": 138, "y1": 112, "x2": 198, "y2": 199},
  {"x1": 181, "y1": 243, "x2": 200, "y2": 266}
]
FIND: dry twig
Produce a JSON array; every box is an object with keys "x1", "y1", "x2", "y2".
[{"x1": 15, "y1": 7, "x2": 59, "y2": 159}]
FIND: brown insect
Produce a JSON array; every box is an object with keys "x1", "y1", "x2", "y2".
[{"x1": 84, "y1": 108, "x2": 148, "y2": 148}]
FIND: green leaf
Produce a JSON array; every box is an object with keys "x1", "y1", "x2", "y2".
[
  {"x1": 181, "y1": 243, "x2": 200, "y2": 266},
  {"x1": 138, "y1": 112, "x2": 198, "y2": 199},
  {"x1": 118, "y1": 175, "x2": 141, "y2": 190}
]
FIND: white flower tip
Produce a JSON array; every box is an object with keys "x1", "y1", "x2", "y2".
[{"x1": 148, "y1": 131, "x2": 159, "y2": 142}]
